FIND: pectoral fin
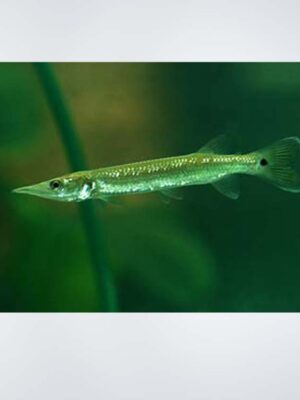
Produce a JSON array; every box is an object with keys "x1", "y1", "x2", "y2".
[
  {"x1": 100, "y1": 196, "x2": 125, "y2": 206},
  {"x1": 212, "y1": 175, "x2": 240, "y2": 199}
]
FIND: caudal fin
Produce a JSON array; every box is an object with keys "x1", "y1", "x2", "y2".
[{"x1": 258, "y1": 137, "x2": 300, "y2": 192}]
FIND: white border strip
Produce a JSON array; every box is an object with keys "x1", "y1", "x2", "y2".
[
  {"x1": 0, "y1": 1, "x2": 300, "y2": 398},
  {"x1": 0, "y1": 0, "x2": 300, "y2": 61},
  {"x1": 0, "y1": 314, "x2": 299, "y2": 399}
]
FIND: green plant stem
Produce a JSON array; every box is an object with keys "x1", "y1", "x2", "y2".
[{"x1": 34, "y1": 63, "x2": 118, "y2": 312}]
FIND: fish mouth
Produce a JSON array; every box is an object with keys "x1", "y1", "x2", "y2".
[
  {"x1": 12, "y1": 183, "x2": 69, "y2": 202},
  {"x1": 12, "y1": 185, "x2": 46, "y2": 197}
]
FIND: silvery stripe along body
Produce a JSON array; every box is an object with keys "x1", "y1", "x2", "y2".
[
  {"x1": 92, "y1": 153, "x2": 256, "y2": 197},
  {"x1": 13, "y1": 135, "x2": 300, "y2": 202}
]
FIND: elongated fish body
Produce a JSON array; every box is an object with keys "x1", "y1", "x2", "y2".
[
  {"x1": 13, "y1": 135, "x2": 300, "y2": 202},
  {"x1": 91, "y1": 153, "x2": 256, "y2": 197}
]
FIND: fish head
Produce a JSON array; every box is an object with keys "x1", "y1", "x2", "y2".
[{"x1": 13, "y1": 172, "x2": 95, "y2": 202}]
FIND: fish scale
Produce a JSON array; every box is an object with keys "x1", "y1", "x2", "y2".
[{"x1": 93, "y1": 153, "x2": 254, "y2": 196}]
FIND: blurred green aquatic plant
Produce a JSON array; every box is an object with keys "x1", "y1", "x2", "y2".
[
  {"x1": 34, "y1": 63, "x2": 118, "y2": 312},
  {"x1": 8, "y1": 199, "x2": 99, "y2": 311},
  {"x1": 8, "y1": 198, "x2": 216, "y2": 312}
]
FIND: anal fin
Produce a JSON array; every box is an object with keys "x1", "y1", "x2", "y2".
[
  {"x1": 212, "y1": 175, "x2": 240, "y2": 200},
  {"x1": 159, "y1": 189, "x2": 183, "y2": 204}
]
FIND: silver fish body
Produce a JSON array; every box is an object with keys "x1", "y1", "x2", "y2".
[{"x1": 13, "y1": 135, "x2": 300, "y2": 202}]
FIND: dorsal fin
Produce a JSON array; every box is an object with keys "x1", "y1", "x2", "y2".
[
  {"x1": 198, "y1": 134, "x2": 236, "y2": 154},
  {"x1": 212, "y1": 175, "x2": 240, "y2": 200}
]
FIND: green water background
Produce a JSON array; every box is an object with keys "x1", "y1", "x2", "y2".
[{"x1": 1, "y1": 62, "x2": 299, "y2": 312}]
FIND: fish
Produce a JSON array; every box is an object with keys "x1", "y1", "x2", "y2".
[{"x1": 13, "y1": 135, "x2": 300, "y2": 203}]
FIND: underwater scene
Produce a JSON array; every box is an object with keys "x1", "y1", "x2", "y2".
[{"x1": 1, "y1": 62, "x2": 300, "y2": 312}]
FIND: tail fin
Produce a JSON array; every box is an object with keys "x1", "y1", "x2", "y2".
[{"x1": 258, "y1": 137, "x2": 300, "y2": 192}]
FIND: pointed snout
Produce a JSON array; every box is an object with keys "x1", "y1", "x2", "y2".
[
  {"x1": 12, "y1": 184, "x2": 48, "y2": 198},
  {"x1": 13, "y1": 185, "x2": 35, "y2": 195}
]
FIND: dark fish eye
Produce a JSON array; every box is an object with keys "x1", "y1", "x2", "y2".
[
  {"x1": 260, "y1": 158, "x2": 268, "y2": 167},
  {"x1": 49, "y1": 180, "x2": 62, "y2": 190}
]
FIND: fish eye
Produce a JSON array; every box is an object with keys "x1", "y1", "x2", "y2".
[
  {"x1": 260, "y1": 158, "x2": 268, "y2": 167},
  {"x1": 49, "y1": 180, "x2": 62, "y2": 190}
]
